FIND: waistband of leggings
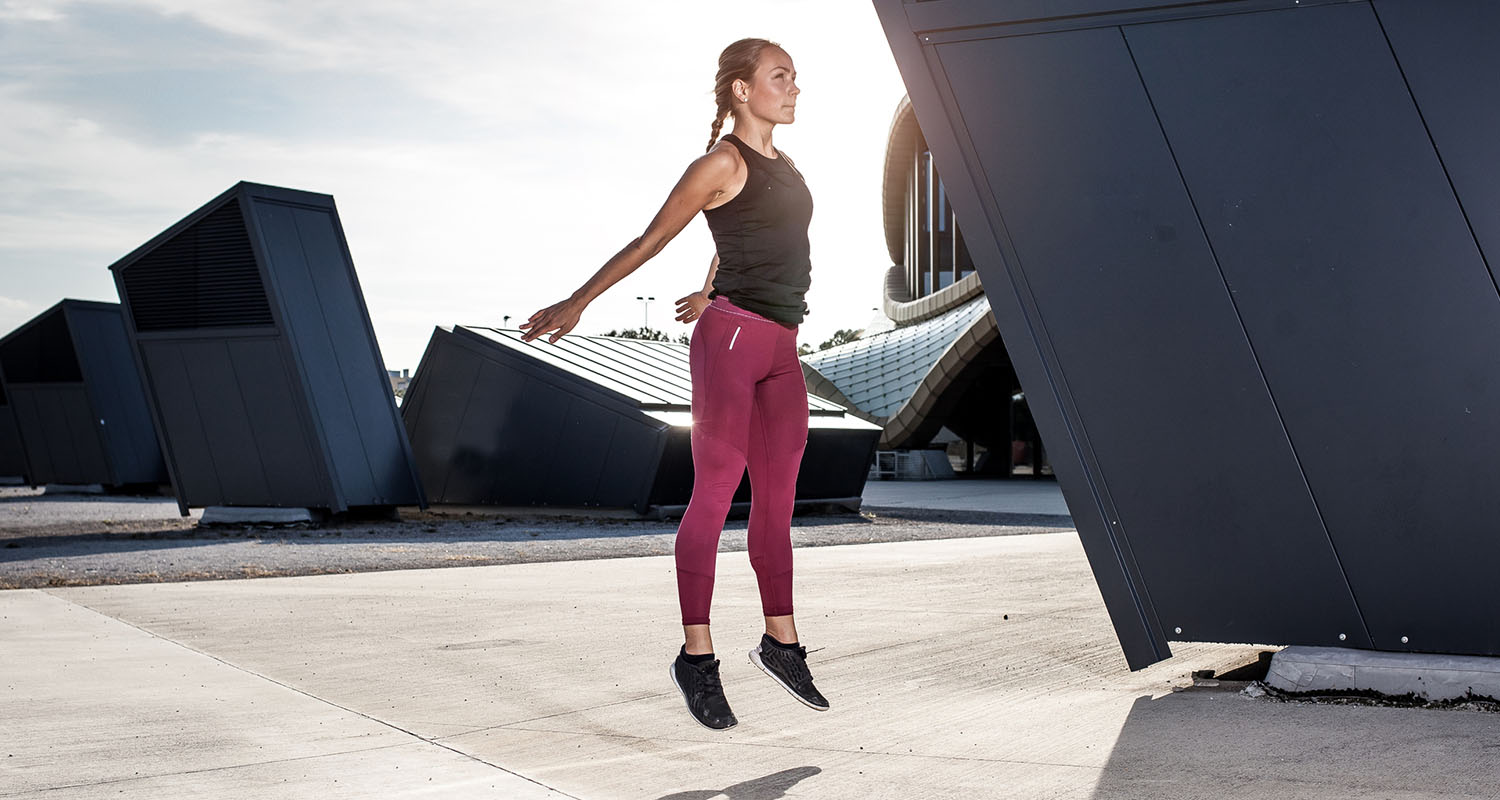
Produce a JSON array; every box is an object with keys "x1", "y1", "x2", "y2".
[{"x1": 706, "y1": 296, "x2": 781, "y2": 325}]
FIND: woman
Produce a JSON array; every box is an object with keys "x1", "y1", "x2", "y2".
[{"x1": 520, "y1": 37, "x2": 825, "y2": 730}]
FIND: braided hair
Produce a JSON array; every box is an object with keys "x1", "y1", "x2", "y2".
[{"x1": 707, "y1": 38, "x2": 781, "y2": 153}]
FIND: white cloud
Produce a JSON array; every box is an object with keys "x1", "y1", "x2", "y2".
[{"x1": 0, "y1": 1, "x2": 65, "y2": 22}]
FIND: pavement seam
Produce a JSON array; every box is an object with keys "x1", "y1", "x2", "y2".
[
  {"x1": 38, "y1": 590, "x2": 584, "y2": 800},
  {"x1": 0, "y1": 743, "x2": 411, "y2": 797},
  {"x1": 488, "y1": 723, "x2": 1103, "y2": 771}
]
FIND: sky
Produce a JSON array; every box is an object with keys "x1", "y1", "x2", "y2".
[{"x1": 0, "y1": 0, "x2": 912, "y2": 372}]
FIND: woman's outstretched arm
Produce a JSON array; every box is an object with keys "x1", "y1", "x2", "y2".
[{"x1": 521, "y1": 148, "x2": 740, "y2": 343}]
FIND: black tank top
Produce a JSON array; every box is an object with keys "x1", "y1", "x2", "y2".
[{"x1": 703, "y1": 133, "x2": 813, "y2": 327}]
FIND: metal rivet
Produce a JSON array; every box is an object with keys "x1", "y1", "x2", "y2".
[
  {"x1": 1174, "y1": 627, "x2": 1182, "y2": 634},
  {"x1": 1338, "y1": 633, "x2": 1347, "y2": 641},
  {"x1": 1401, "y1": 636, "x2": 1409, "y2": 644}
]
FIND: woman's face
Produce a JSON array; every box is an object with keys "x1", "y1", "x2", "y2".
[{"x1": 739, "y1": 48, "x2": 799, "y2": 125}]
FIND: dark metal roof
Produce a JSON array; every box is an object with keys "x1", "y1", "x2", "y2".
[{"x1": 457, "y1": 327, "x2": 860, "y2": 421}]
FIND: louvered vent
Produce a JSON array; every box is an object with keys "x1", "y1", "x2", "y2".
[
  {"x1": 120, "y1": 199, "x2": 274, "y2": 332},
  {"x1": 0, "y1": 310, "x2": 82, "y2": 384}
]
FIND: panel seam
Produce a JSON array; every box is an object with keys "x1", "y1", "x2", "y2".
[
  {"x1": 1368, "y1": 1, "x2": 1500, "y2": 302},
  {"x1": 1119, "y1": 23, "x2": 1373, "y2": 646}
]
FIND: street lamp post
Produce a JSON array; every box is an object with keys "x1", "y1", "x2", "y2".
[{"x1": 636, "y1": 296, "x2": 655, "y2": 331}]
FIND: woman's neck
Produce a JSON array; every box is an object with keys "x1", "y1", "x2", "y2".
[{"x1": 728, "y1": 122, "x2": 776, "y2": 159}]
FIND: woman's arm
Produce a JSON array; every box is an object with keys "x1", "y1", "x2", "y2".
[
  {"x1": 521, "y1": 149, "x2": 741, "y2": 343},
  {"x1": 675, "y1": 253, "x2": 718, "y2": 323}
]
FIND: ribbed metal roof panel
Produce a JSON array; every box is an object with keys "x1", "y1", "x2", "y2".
[
  {"x1": 804, "y1": 297, "x2": 990, "y2": 418},
  {"x1": 461, "y1": 327, "x2": 849, "y2": 415}
]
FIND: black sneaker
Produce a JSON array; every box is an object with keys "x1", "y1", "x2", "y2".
[
  {"x1": 749, "y1": 634, "x2": 829, "y2": 711},
  {"x1": 670, "y1": 653, "x2": 737, "y2": 730}
]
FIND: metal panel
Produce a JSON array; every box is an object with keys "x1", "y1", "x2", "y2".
[
  {"x1": 878, "y1": 0, "x2": 1500, "y2": 664},
  {"x1": 9, "y1": 386, "x2": 107, "y2": 485},
  {"x1": 65, "y1": 304, "x2": 166, "y2": 485},
  {"x1": 933, "y1": 25, "x2": 1367, "y2": 650},
  {"x1": 138, "y1": 343, "x2": 227, "y2": 505},
  {"x1": 404, "y1": 330, "x2": 484, "y2": 502},
  {"x1": 225, "y1": 337, "x2": 329, "y2": 507},
  {"x1": 1374, "y1": 1, "x2": 1500, "y2": 280},
  {"x1": 0, "y1": 401, "x2": 24, "y2": 479},
  {"x1": 1126, "y1": 3, "x2": 1500, "y2": 654},
  {"x1": 0, "y1": 301, "x2": 164, "y2": 488},
  {"x1": 253, "y1": 201, "x2": 377, "y2": 506}
]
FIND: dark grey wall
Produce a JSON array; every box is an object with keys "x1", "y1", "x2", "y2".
[
  {"x1": 66, "y1": 304, "x2": 167, "y2": 485},
  {"x1": 0, "y1": 302, "x2": 165, "y2": 487},
  {"x1": 875, "y1": 0, "x2": 1500, "y2": 666},
  {"x1": 0, "y1": 383, "x2": 27, "y2": 480},
  {"x1": 136, "y1": 337, "x2": 329, "y2": 507},
  {"x1": 402, "y1": 328, "x2": 667, "y2": 510},
  {"x1": 251, "y1": 196, "x2": 420, "y2": 508}
]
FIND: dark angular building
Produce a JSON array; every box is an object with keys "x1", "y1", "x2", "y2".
[
  {"x1": 108, "y1": 182, "x2": 424, "y2": 515},
  {"x1": 0, "y1": 383, "x2": 25, "y2": 481},
  {"x1": 402, "y1": 325, "x2": 881, "y2": 515},
  {"x1": 0, "y1": 300, "x2": 166, "y2": 488},
  {"x1": 875, "y1": 0, "x2": 1500, "y2": 668}
]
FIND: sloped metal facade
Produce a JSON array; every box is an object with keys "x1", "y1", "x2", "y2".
[
  {"x1": 402, "y1": 326, "x2": 881, "y2": 514},
  {"x1": 875, "y1": 0, "x2": 1500, "y2": 668},
  {"x1": 0, "y1": 379, "x2": 25, "y2": 480},
  {"x1": 109, "y1": 182, "x2": 425, "y2": 514},
  {"x1": 0, "y1": 300, "x2": 166, "y2": 488}
]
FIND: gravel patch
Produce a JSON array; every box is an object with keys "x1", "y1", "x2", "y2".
[{"x1": 0, "y1": 488, "x2": 1073, "y2": 588}]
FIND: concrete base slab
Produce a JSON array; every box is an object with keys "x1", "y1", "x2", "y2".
[
  {"x1": 1266, "y1": 646, "x2": 1500, "y2": 701},
  {"x1": 43, "y1": 483, "x2": 104, "y2": 495},
  {"x1": 200, "y1": 506, "x2": 316, "y2": 525}
]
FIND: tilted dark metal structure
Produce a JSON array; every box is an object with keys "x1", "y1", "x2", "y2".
[
  {"x1": 109, "y1": 182, "x2": 425, "y2": 514},
  {"x1": 0, "y1": 379, "x2": 26, "y2": 481},
  {"x1": 0, "y1": 300, "x2": 166, "y2": 488},
  {"x1": 401, "y1": 326, "x2": 881, "y2": 515},
  {"x1": 875, "y1": 0, "x2": 1500, "y2": 668}
]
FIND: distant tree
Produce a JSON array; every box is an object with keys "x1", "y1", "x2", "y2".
[
  {"x1": 604, "y1": 327, "x2": 689, "y2": 345},
  {"x1": 797, "y1": 343, "x2": 814, "y2": 356},
  {"x1": 818, "y1": 329, "x2": 863, "y2": 351}
]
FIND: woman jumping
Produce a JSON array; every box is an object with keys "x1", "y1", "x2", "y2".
[{"x1": 520, "y1": 37, "x2": 825, "y2": 730}]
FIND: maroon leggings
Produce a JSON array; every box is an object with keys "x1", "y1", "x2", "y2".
[{"x1": 675, "y1": 296, "x2": 809, "y2": 626}]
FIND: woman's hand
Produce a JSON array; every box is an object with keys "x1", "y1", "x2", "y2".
[
  {"x1": 675, "y1": 291, "x2": 710, "y2": 323},
  {"x1": 520, "y1": 296, "x2": 587, "y2": 343}
]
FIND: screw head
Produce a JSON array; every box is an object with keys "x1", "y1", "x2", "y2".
[
  {"x1": 1401, "y1": 636, "x2": 1409, "y2": 644},
  {"x1": 1174, "y1": 627, "x2": 1182, "y2": 634},
  {"x1": 1338, "y1": 633, "x2": 1347, "y2": 641}
]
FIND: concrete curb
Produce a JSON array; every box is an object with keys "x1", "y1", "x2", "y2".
[{"x1": 1266, "y1": 645, "x2": 1500, "y2": 701}]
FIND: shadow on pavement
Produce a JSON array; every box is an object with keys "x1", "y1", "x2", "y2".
[{"x1": 658, "y1": 766, "x2": 822, "y2": 800}]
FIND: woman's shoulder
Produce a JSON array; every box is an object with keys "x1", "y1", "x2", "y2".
[
  {"x1": 694, "y1": 137, "x2": 747, "y2": 182},
  {"x1": 705, "y1": 136, "x2": 747, "y2": 168}
]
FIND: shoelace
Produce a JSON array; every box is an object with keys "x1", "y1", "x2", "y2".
[{"x1": 695, "y1": 660, "x2": 725, "y2": 699}]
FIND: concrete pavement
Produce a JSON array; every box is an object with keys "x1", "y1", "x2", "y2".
[{"x1": 5, "y1": 533, "x2": 1495, "y2": 799}]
